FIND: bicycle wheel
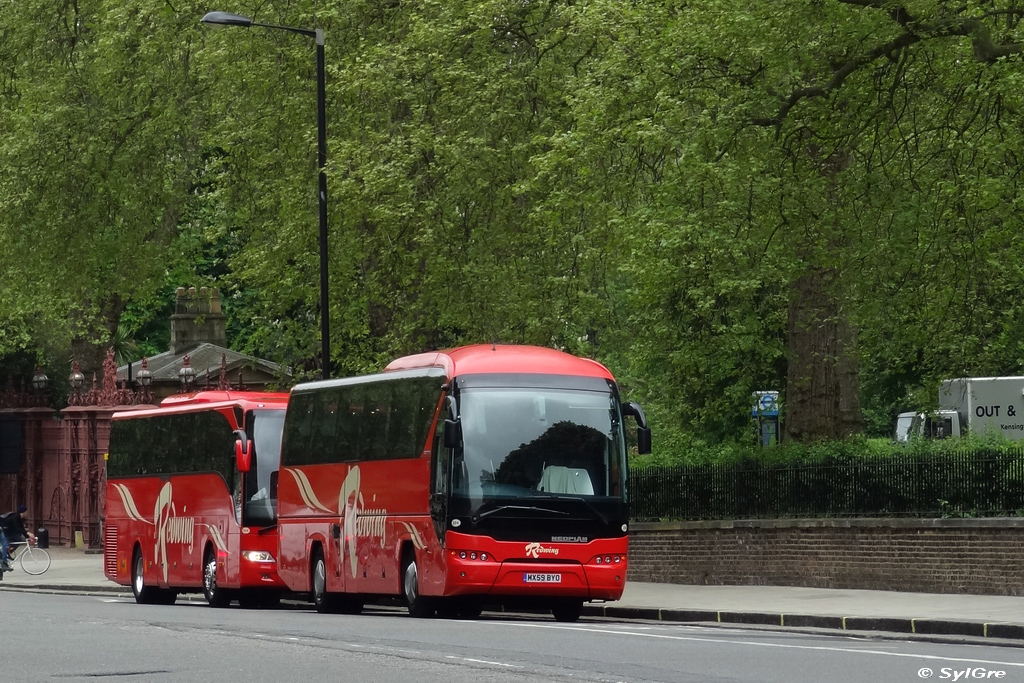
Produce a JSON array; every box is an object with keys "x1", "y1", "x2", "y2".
[{"x1": 19, "y1": 546, "x2": 50, "y2": 575}]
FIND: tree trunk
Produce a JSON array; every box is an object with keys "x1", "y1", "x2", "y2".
[{"x1": 784, "y1": 266, "x2": 862, "y2": 442}]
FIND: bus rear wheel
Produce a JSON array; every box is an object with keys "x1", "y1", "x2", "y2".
[
  {"x1": 132, "y1": 550, "x2": 157, "y2": 604},
  {"x1": 309, "y1": 552, "x2": 363, "y2": 614},
  {"x1": 204, "y1": 549, "x2": 231, "y2": 608},
  {"x1": 312, "y1": 550, "x2": 340, "y2": 614},
  {"x1": 551, "y1": 600, "x2": 584, "y2": 623},
  {"x1": 402, "y1": 552, "x2": 434, "y2": 618},
  {"x1": 133, "y1": 550, "x2": 176, "y2": 605}
]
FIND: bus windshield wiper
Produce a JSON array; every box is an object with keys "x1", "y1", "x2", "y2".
[
  {"x1": 472, "y1": 505, "x2": 569, "y2": 523},
  {"x1": 533, "y1": 493, "x2": 608, "y2": 526}
]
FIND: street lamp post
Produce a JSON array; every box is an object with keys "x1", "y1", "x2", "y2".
[{"x1": 201, "y1": 11, "x2": 331, "y2": 379}]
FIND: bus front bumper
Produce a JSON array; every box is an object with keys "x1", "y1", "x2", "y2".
[{"x1": 444, "y1": 556, "x2": 627, "y2": 601}]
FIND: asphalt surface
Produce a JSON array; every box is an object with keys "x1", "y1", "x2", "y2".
[{"x1": 5, "y1": 545, "x2": 1024, "y2": 644}]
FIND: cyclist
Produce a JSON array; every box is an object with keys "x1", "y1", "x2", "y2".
[{"x1": 0, "y1": 505, "x2": 35, "y2": 572}]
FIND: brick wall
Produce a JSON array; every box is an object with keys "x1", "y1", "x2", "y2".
[{"x1": 629, "y1": 518, "x2": 1024, "y2": 595}]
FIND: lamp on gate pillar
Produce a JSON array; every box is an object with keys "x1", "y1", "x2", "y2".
[
  {"x1": 69, "y1": 363, "x2": 85, "y2": 391},
  {"x1": 31, "y1": 366, "x2": 49, "y2": 406},
  {"x1": 179, "y1": 354, "x2": 196, "y2": 393},
  {"x1": 31, "y1": 366, "x2": 48, "y2": 392},
  {"x1": 201, "y1": 10, "x2": 331, "y2": 380},
  {"x1": 136, "y1": 357, "x2": 153, "y2": 404},
  {"x1": 68, "y1": 362, "x2": 86, "y2": 406}
]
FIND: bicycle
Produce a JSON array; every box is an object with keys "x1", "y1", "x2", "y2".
[{"x1": 4, "y1": 538, "x2": 51, "y2": 575}]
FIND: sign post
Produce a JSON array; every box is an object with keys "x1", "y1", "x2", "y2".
[{"x1": 751, "y1": 391, "x2": 780, "y2": 446}]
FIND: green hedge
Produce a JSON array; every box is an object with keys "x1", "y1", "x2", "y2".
[{"x1": 629, "y1": 443, "x2": 1024, "y2": 521}]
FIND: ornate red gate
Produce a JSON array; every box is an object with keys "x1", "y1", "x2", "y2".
[{"x1": 0, "y1": 350, "x2": 150, "y2": 547}]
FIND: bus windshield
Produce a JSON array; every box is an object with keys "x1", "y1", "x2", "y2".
[
  {"x1": 244, "y1": 409, "x2": 285, "y2": 525},
  {"x1": 453, "y1": 387, "x2": 627, "y2": 506}
]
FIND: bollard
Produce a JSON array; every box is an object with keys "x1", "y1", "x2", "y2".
[{"x1": 74, "y1": 530, "x2": 84, "y2": 549}]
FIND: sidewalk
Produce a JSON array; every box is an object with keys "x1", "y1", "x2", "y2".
[
  {"x1": 5, "y1": 546, "x2": 1024, "y2": 643},
  {"x1": 585, "y1": 582, "x2": 1024, "y2": 641},
  {"x1": 0, "y1": 546, "x2": 117, "y2": 594}
]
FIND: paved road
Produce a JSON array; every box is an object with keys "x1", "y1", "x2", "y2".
[
  {"x1": 8, "y1": 591, "x2": 1024, "y2": 683},
  {"x1": 9, "y1": 544, "x2": 1024, "y2": 651},
  {"x1": 7, "y1": 547, "x2": 1024, "y2": 644}
]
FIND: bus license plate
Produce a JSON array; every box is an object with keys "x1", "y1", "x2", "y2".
[{"x1": 523, "y1": 572, "x2": 561, "y2": 584}]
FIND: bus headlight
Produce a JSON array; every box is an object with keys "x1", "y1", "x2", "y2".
[{"x1": 243, "y1": 551, "x2": 275, "y2": 563}]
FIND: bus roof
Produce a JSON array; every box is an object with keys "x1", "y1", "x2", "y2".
[
  {"x1": 112, "y1": 391, "x2": 289, "y2": 422},
  {"x1": 159, "y1": 390, "x2": 289, "y2": 407},
  {"x1": 383, "y1": 344, "x2": 614, "y2": 381}
]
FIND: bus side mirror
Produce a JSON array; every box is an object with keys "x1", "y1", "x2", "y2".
[
  {"x1": 443, "y1": 419, "x2": 462, "y2": 449},
  {"x1": 622, "y1": 402, "x2": 652, "y2": 455},
  {"x1": 636, "y1": 427, "x2": 652, "y2": 455},
  {"x1": 234, "y1": 429, "x2": 252, "y2": 473},
  {"x1": 443, "y1": 395, "x2": 461, "y2": 449}
]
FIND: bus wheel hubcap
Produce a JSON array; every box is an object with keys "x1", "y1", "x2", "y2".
[
  {"x1": 315, "y1": 561, "x2": 325, "y2": 599},
  {"x1": 405, "y1": 562, "x2": 417, "y2": 602}
]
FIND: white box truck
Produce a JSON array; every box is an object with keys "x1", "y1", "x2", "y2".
[
  {"x1": 896, "y1": 377, "x2": 1024, "y2": 442},
  {"x1": 938, "y1": 377, "x2": 1024, "y2": 440}
]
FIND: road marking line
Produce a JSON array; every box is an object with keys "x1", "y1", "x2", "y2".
[{"x1": 446, "y1": 656, "x2": 522, "y2": 668}]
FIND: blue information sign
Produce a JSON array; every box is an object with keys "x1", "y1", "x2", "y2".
[{"x1": 751, "y1": 391, "x2": 779, "y2": 417}]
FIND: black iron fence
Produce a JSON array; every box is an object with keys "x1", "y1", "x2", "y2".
[{"x1": 629, "y1": 449, "x2": 1024, "y2": 521}]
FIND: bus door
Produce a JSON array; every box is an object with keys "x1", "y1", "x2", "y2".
[
  {"x1": 429, "y1": 396, "x2": 453, "y2": 543},
  {"x1": 237, "y1": 408, "x2": 284, "y2": 585}
]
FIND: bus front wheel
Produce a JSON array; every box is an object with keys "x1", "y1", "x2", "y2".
[
  {"x1": 204, "y1": 549, "x2": 231, "y2": 608},
  {"x1": 402, "y1": 552, "x2": 434, "y2": 618}
]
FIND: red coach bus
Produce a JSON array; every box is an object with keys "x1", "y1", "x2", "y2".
[
  {"x1": 104, "y1": 390, "x2": 289, "y2": 607},
  {"x1": 277, "y1": 344, "x2": 651, "y2": 622}
]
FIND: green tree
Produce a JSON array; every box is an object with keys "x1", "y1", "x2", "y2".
[
  {"x1": 554, "y1": 0, "x2": 1024, "y2": 443},
  {"x1": 0, "y1": 0, "x2": 214, "y2": 374}
]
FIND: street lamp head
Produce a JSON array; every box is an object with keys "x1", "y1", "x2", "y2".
[
  {"x1": 200, "y1": 11, "x2": 253, "y2": 27},
  {"x1": 31, "y1": 366, "x2": 49, "y2": 392},
  {"x1": 179, "y1": 354, "x2": 197, "y2": 392},
  {"x1": 136, "y1": 358, "x2": 152, "y2": 388},
  {"x1": 69, "y1": 361, "x2": 85, "y2": 391}
]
